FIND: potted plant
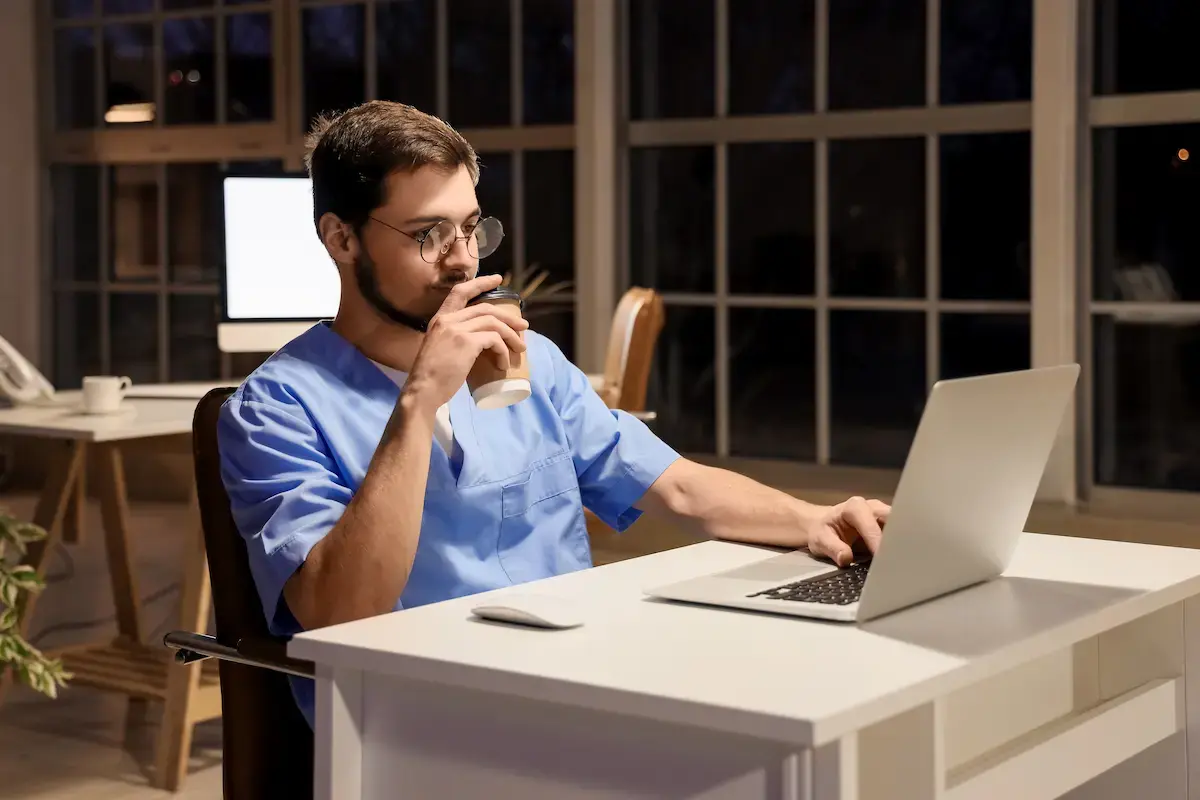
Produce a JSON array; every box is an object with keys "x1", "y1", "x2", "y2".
[
  {"x1": 500, "y1": 262, "x2": 574, "y2": 320},
  {"x1": 0, "y1": 510, "x2": 71, "y2": 698}
]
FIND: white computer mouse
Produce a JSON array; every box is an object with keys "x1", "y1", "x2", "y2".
[{"x1": 470, "y1": 593, "x2": 585, "y2": 630}]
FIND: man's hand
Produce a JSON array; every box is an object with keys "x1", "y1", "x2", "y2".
[
  {"x1": 804, "y1": 496, "x2": 890, "y2": 567},
  {"x1": 639, "y1": 460, "x2": 892, "y2": 560},
  {"x1": 403, "y1": 274, "x2": 528, "y2": 411}
]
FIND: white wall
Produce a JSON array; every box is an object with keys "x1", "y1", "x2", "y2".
[{"x1": 0, "y1": 0, "x2": 41, "y2": 367}]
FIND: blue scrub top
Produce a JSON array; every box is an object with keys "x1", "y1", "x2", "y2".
[{"x1": 216, "y1": 321, "x2": 680, "y2": 725}]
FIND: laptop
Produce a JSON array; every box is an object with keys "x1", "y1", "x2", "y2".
[{"x1": 645, "y1": 364, "x2": 1081, "y2": 623}]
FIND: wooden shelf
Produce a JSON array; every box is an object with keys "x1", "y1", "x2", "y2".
[{"x1": 51, "y1": 637, "x2": 219, "y2": 701}]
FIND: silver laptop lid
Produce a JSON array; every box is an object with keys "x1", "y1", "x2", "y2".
[{"x1": 855, "y1": 364, "x2": 1080, "y2": 621}]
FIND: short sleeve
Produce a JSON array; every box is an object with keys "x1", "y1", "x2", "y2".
[
  {"x1": 538, "y1": 334, "x2": 681, "y2": 531},
  {"x1": 217, "y1": 396, "x2": 352, "y2": 635}
]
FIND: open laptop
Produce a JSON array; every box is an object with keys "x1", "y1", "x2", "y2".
[{"x1": 645, "y1": 364, "x2": 1081, "y2": 623}]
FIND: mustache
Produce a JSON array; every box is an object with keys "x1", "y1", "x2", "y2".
[{"x1": 434, "y1": 270, "x2": 472, "y2": 288}]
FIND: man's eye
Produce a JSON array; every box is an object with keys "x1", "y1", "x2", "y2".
[
  {"x1": 415, "y1": 227, "x2": 435, "y2": 240},
  {"x1": 463, "y1": 221, "x2": 478, "y2": 235}
]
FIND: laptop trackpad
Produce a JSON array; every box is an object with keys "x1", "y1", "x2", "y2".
[{"x1": 717, "y1": 553, "x2": 830, "y2": 582}]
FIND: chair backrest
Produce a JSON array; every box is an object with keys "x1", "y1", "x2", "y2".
[
  {"x1": 598, "y1": 287, "x2": 666, "y2": 411},
  {"x1": 193, "y1": 388, "x2": 313, "y2": 800}
]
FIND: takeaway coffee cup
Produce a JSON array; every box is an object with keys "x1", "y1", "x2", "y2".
[{"x1": 465, "y1": 288, "x2": 532, "y2": 410}]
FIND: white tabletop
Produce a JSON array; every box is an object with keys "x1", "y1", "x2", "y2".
[
  {"x1": 0, "y1": 392, "x2": 200, "y2": 441},
  {"x1": 291, "y1": 533, "x2": 1200, "y2": 747},
  {"x1": 124, "y1": 380, "x2": 239, "y2": 400}
]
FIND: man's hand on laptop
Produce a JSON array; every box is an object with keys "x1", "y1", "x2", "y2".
[{"x1": 804, "y1": 497, "x2": 889, "y2": 568}]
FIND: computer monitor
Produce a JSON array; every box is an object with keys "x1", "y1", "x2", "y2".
[{"x1": 217, "y1": 175, "x2": 341, "y2": 353}]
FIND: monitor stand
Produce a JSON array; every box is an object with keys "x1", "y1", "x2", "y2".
[{"x1": 217, "y1": 321, "x2": 319, "y2": 354}]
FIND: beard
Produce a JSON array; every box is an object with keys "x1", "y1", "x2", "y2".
[{"x1": 352, "y1": 251, "x2": 438, "y2": 333}]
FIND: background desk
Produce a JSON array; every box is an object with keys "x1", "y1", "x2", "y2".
[
  {"x1": 293, "y1": 534, "x2": 1200, "y2": 800},
  {"x1": 125, "y1": 381, "x2": 242, "y2": 401},
  {"x1": 0, "y1": 394, "x2": 219, "y2": 792}
]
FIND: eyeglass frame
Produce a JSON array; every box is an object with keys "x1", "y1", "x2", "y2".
[{"x1": 367, "y1": 214, "x2": 503, "y2": 264}]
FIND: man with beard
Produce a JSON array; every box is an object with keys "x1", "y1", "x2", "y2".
[{"x1": 217, "y1": 101, "x2": 891, "y2": 726}]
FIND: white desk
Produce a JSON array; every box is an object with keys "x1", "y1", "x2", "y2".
[
  {"x1": 293, "y1": 534, "x2": 1200, "y2": 800},
  {"x1": 0, "y1": 393, "x2": 226, "y2": 792},
  {"x1": 125, "y1": 380, "x2": 243, "y2": 401},
  {"x1": 0, "y1": 392, "x2": 206, "y2": 440}
]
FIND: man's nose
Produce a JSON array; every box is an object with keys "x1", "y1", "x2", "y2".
[{"x1": 441, "y1": 234, "x2": 475, "y2": 271}]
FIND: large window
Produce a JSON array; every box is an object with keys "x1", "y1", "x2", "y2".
[
  {"x1": 51, "y1": 0, "x2": 277, "y2": 131},
  {"x1": 50, "y1": 160, "x2": 283, "y2": 388},
  {"x1": 46, "y1": 0, "x2": 1200, "y2": 505},
  {"x1": 1088, "y1": 0, "x2": 1200, "y2": 494},
  {"x1": 626, "y1": 0, "x2": 1033, "y2": 466},
  {"x1": 47, "y1": 0, "x2": 576, "y2": 388}
]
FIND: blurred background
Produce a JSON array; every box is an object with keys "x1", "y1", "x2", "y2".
[
  {"x1": 1, "y1": 0, "x2": 1200, "y2": 795},
  {"x1": 2, "y1": 0, "x2": 1199, "y2": 509}
]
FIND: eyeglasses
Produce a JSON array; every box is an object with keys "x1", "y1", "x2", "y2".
[{"x1": 370, "y1": 216, "x2": 505, "y2": 264}]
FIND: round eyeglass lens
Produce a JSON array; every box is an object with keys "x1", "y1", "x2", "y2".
[
  {"x1": 473, "y1": 217, "x2": 504, "y2": 259},
  {"x1": 419, "y1": 220, "x2": 457, "y2": 263},
  {"x1": 419, "y1": 217, "x2": 506, "y2": 262}
]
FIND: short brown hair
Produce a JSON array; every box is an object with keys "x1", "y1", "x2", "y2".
[{"x1": 304, "y1": 101, "x2": 479, "y2": 232}]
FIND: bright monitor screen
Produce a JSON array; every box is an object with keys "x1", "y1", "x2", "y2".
[{"x1": 222, "y1": 176, "x2": 341, "y2": 320}]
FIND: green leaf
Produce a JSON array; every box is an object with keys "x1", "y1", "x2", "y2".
[
  {"x1": 5, "y1": 566, "x2": 42, "y2": 592},
  {"x1": 15, "y1": 524, "x2": 46, "y2": 543},
  {"x1": 0, "y1": 605, "x2": 18, "y2": 633},
  {"x1": 1, "y1": 580, "x2": 18, "y2": 608}
]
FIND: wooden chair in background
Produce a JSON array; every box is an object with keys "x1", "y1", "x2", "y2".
[
  {"x1": 583, "y1": 288, "x2": 667, "y2": 558},
  {"x1": 586, "y1": 287, "x2": 665, "y2": 417}
]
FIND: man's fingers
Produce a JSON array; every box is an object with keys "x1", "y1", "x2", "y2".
[
  {"x1": 460, "y1": 315, "x2": 526, "y2": 354},
  {"x1": 438, "y1": 274, "x2": 503, "y2": 314},
  {"x1": 842, "y1": 496, "x2": 883, "y2": 554},
  {"x1": 813, "y1": 533, "x2": 854, "y2": 567},
  {"x1": 471, "y1": 331, "x2": 511, "y2": 371},
  {"x1": 439, "y1": 299, "x2": 529, "y2": 331},
  {"x1": 867, "y1": 498, "x2": 891, "y2": 524}
]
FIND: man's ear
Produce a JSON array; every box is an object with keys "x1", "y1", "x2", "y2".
[{"x1": 317, "y1": 212, "x2": 360, "y2": 265}]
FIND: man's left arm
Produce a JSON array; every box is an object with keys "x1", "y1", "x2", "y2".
[{"x1": 637, "y1": 459, "x2": 888, "y2": 566}]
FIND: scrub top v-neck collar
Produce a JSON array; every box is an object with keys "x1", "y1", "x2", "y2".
[{"x1": 315, "y1": 322, "x2": 487, "y2": 490}]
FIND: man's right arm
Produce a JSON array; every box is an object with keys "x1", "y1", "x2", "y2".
[
  {"x1": 221, "y1": 275, "x2": 527, "y2": 633},
  {"x1": 280, "y1": 391, "x2": 438, "y2": 630},
  {"x1": 217, "y1": 389, "x2": 440, "y2": 635}
]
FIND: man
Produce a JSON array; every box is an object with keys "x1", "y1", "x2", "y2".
[{"x1": 218, "y1": 101, "x2": 890, "y2": 726}]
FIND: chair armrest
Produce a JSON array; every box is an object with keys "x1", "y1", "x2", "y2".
[{"x1": 163, "y1": 631, "x2": 316, "y2": 679}]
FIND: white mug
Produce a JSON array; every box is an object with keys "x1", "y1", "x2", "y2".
[{"x1": 81, "y1": 375, "x2": 132, "y2": 414}]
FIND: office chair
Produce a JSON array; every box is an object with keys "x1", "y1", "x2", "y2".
[{"x1": 164, "y1": 387, "x2": 314, "y2": 800}]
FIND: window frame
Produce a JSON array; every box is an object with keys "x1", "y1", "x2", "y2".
[
  {"x1": 618, "y1": 0, "x2": 1034, "y2": 465},
  {"x1": 1079, "y1": 0, "x2": 1200, "y2": 515},
  {"x1": 43, "y1": 0, "x2": 578, "y2": 386}
]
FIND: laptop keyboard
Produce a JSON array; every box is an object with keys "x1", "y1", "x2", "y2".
[{"x1": 748, "y1": 561, "x2": 871, "y2": 605}]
